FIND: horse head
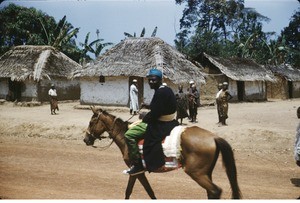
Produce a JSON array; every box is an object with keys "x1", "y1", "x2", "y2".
[{"x1": 83, "y1": 107, "x2": 108, "y2": 146}]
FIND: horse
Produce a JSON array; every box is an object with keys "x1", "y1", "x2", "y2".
[{"x1": 83, "y1": 107, "x2": 242, "y2": 199}]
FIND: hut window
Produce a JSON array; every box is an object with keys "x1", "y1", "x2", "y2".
[{"x1": 99, "y1": 75, "x2": 105, "y2": 83}]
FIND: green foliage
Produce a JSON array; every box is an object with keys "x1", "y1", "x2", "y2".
[
  {"x1": 279, "y1": 8, "x2": 300, "y2": 66},
  {"x1": 174, "y1": 0, "x2": 289, "y2": 65},
  {"x1": 0, "y1": 3, "x2": 111, "y2": 63},
  {"x1": 124, "y1": 26, "x2": 158, "y2": 38},
  {"x1": 79, "y1": 30, "x2": 113, "y2": 64},
  {"x1": 0, "y1": 4, "x2": 81, "y2": 61},
  {"x1": 0, "y1": 4, "x2": 57, "y2": 54},
  {"x1": 175, "y1": 0, "x2": 299, "y2": 66}
]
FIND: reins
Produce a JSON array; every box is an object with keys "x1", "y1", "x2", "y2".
[
  {"x1": 125, "y1": 106, "x2": 144, "y2": 122},
  {"x1": 90, "y1": 106, "x2": 145, "y2": 150},
  {"x1": 93, "y1": 111, "x2": 123, "y2": 150},
  {"x1": 93, "y1": 139, "x2": 114, "y2": 151}
]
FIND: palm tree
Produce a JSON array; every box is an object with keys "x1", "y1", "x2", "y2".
[
  {"x1": 124, "y1": 26, "x2": 157, "y2": 38},
  {"x1": 93, "y1": 29, "x2": 113, "y2": 58},
  {"x1": 79, "y1": 30, "x2": 113, "y2": 64},
  {"x1": 40, "y1": 15, "x2": 79, "y2": 50},
  {"x1": 38, "y1": 15, "x2": 81, "y2": 62}
]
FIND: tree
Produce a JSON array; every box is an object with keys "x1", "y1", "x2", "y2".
[
  {"x1": 0, "y1": 4, "x2": 56, "y2": 54},
  {"x1": 0, "y1": 4, "x2": 81, "y2": 62},
  {"x1": 124, "y1": 26, "x2": 158, "y2": 38},
  {"x1": 39, "y1": 15, "x2": 81, "y2": 61},
  {"x1": 278, "y1": 6, "x2": 300, "y2": 66},
  {"x1": 79, "y1": 30, "x2": 113, "y2": 64},
  {"x1": 174, "y1": 0, "x2": 271, "y2": 62}
]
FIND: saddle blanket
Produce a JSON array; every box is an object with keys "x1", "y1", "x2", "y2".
[{"x1": 138, "y1": 126, "x2": 185, "y2": 169}]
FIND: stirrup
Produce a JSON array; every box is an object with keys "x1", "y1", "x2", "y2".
[{"x1": 123, "y1": 166, "x2": 145, "y2": 176}]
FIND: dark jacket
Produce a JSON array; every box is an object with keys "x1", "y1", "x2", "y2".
[{"x1": 142, "y1": 85, "x2": 179, "y2": 172}]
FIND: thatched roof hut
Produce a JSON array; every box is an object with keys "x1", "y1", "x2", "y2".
[
  {"x1": 267, "y1": 64, "x2": 300, "y2": 81},
  {"x1": 72, "y1": 37, "x2": 205, "y2": 106},
  {"x1": 0, "y1": 45, "x2": 81, "y2": 102},
  {"x1": 201, "y1": 53, "x2": 276, "y2": 102},
  {"x1": 203, "y1": 53, "x2": 275, "y2": 82},
  {"x1": 73, "y1": 37, "x2": 205, "y2": 84},
  {"x1": 266, "y1": 64, "x2": 300, "y2": 99},
  {"x1": 0, "y1": 45, "x2": 81, "y2": 81}
]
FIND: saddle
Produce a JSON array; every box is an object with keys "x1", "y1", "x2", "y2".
[{"x1": 137, "y1": 126, "x2": 185, "y2": 172}]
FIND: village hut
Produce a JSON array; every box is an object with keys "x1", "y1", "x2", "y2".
[
  {"x1": 200, "y1": 53, "x2": 276, "y2": 102},
  {"x1": 72, "y1": 37, "x2": 205, "y2": 106},
  {"x1": 266, "y1": 64, "x2": 300, "y2": 99},
  {"x1": 0, "y1": 45, "x2": 81, "y2": 102}
]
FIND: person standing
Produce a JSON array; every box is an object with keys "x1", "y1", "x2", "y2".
[
  {"x1": 127, "y1": 68, "x2": 179, "y2": 175},
  {"x1": 187, "y1": 80, "x2": 194, "y2": 120},
  {"x1": 48, "y1": 84, "x2": 59, "y2": 115},
  {"x1": 175, "y1": 85, "x2": 189, "y2": 125},
  {"x1": 218, "y1": 82, "x2": 233, "y2": 126},
  {"x1": 216, "y1": 83, "x2": 223, "y2": 124},
  {"x1": 188, "y1": 84, "x2": 200, "y2": 123},
  {"x1": 129, "y1": 79, "x2": 139, "y2": 115},
  {"x1": 295, "y1": 106, "x2": 300, "y2": 167}
]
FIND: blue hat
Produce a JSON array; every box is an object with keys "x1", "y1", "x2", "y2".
[{"x1": 147, "y1": 68, "x2": 162, "y2": 79}]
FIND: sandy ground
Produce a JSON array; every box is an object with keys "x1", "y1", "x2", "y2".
[{"x1": 0, "y1": 99, "x2": 299, "y2": 199}]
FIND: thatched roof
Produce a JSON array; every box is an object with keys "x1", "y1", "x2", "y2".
[
  {"x1": 0, "y1": 45, "x2": 82, "y2": 81},
  {"x1": 72, "y1": 37, "x2": 205, "y2": 84},
  {"x1": 267, "y1": 64, "x2": 300, "y2": 81},
  {"x1": 203, "y1": 53, "x2": 276, "y2": 82}
]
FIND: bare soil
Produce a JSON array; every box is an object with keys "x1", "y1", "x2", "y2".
[{"x1": 0, "y1": 99, "x2": 299, "y2": 199}]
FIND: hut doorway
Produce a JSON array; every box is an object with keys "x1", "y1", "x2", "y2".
[
  {"x1": 288, "y1": 81, "x2": 293, "y2": 98},
  {"x1": 8, "y1": 79, "x2": 22, "y2": 101},
  {"x1": 128, "y1": 76, "x2": 144, "y2": 108},
  {"x1": 237, "y1": 81, "x2": 245, "y2": 101}
]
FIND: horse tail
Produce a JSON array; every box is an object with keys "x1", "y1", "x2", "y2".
[{"x1": 215, "y1": 137, "x2": 242, "y2": 199}]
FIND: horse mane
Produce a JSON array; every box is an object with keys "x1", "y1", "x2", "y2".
[{"x1": 100, "y1": 109, "x2": 129, "y2": 132}]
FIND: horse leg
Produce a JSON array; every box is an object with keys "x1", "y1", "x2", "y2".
[
  {"x1": 137, "y1": 173, "x2": 156, "y2": 199},
  {"x1": 183, "y1": 148, "x2": 221, "y2": 198},
  {"x1": 185, "y1": 169, "x2": 222, "y2": 199},
  {"x1": 125, "y1": 176, "x2": 137, "y2": 199}
]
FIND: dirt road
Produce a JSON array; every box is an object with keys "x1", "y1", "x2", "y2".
[{"x1": 0, "y1": 99, "x2": 299, "y2": 199}]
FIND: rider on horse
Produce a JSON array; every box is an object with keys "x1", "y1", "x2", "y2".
[{"x1": 124, "y1": 68, "x2": 179, "y2": 176}]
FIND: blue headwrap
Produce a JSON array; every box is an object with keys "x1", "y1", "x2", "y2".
[{"x1": 147, "y1": 68, "x2": 162, "y2": 79}]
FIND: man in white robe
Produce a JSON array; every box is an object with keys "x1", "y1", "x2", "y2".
[{"x1": 129, "y1": 79, "x2": 139, "y2": 115}]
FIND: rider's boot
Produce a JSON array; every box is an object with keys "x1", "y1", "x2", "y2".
[{"x1": 127, "y1": 159, "x2": 145, "y2": 176}]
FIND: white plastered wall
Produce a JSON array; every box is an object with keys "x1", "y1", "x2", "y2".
[
  {"x1": 244, "y1": 81, "x2": 266, "y2": 100},
  {"x1": 22, "y1": 80, "x2": 38, "y2": 99},
  {"x1": 80, "y1": 76, "x2": 129, "y2": 105},
  {"x1": 0, "y1": 79, "x2": 8, "y2": 99}
]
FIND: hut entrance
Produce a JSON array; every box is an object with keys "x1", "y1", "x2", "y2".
[
  {"x1": 128, "y1": 76, "x2": 144, "y2": 109},
  {"x1": 8, "y1": 80, "x2": 22, "y2": 102},
  {"x1": 237, "y1": 81, "x2": 245, "y2": 101},
  {"x1": 288, "y1": 81, "x2": 293, "y2": 98}
]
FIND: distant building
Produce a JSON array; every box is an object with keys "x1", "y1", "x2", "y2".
[
  {"x1": 72, "y1": 37, "x2": 206, "y2": 106},
  {"x1": 200, "y1": 53, "x2": 276, "y2": 103},
  {"x1": 0, "y1": 45, "x2": 81, "y2": 102},
  {"x1": 266, "y1": 64, "x2": 300, "y2": 99}
]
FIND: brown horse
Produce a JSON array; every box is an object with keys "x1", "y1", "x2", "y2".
[{"x1": 83, "y1": 107, "x2": 241, "y2": 199}]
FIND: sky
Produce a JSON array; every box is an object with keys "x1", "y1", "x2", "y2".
[{"x1": 1, "y1": 0, "x2": 299, "y2": 52}]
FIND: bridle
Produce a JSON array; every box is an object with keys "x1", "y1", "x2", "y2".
[{"x1": 86, "y1": 111, "x2": 120, "y2": 149}]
